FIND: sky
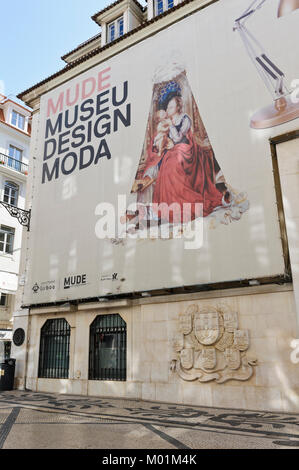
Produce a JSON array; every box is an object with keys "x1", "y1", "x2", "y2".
[{"x1": 1, "y1": 0, "x2": 145, "y2": 106}]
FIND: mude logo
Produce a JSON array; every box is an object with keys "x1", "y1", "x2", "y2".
[
  {"x1": 32, "y1": 283, "x2": 40, "y2": 294},
  {"x1": 64, "y1": 274, "x2": 87, "y2": 289}
]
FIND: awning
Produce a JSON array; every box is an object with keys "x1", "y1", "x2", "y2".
[{"x1": 0, "y1": 271, "x2": 18, "y2": 294}]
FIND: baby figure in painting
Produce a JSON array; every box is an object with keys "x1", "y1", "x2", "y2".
[{"x1": 153, "y1": 110, "x2": 173, "y2": 156}]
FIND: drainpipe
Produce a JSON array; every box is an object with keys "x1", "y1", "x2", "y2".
[{"x1": 23, "y1": 310, "x2": 31, "y2": 391}]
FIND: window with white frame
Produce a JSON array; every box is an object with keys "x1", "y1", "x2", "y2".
[
  {"x1": 11, "y1": 110, "x2": 25, "y2": 130},
  {"x1": 9, "y1": 145, "x2": 23, "y2": 171},
  {"x1": 3, "y1": 181, "x2": 19, "y2": 207},
  {"x1": 155, "y1": 0, "x2": 174, "y2": 16},
  {"x1": 108, "y1": 16, "x2": 124, "y2": 43},
  {"x1": 0, "y1": 225, "x2": 15, "y2": 255}
]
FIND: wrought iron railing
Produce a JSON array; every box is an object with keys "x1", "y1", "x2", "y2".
[{"x1": 0, "y1": 153, "x2": 28, "y2": 175}]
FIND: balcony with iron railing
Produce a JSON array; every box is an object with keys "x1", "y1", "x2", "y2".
[{"x1": 0, "y1": 153, "x2": 28, "y2": 175}]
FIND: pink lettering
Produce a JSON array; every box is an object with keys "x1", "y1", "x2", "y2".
[
  {"x1": 98, "y1": 67, "x2": 111, "y2": 92},
  {"x1": 82, "y1": 78, "x2": 96, "y2": 100},
  {"x1": 47, "y1": 92, "x2": 64, "y2": 117},
  {"x1": 46, "y1": 67, "x2": 112, "y2": 117},
  {"x1": 66, "y1": 83, "x2": 80, "y2": 106}
]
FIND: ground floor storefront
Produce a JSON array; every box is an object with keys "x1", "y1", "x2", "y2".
[{"x1": 11, "y1": 284, "x2": 299, "y2": 413}]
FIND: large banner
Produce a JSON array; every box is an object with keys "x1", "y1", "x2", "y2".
[{"x1": 23, "y1": 0, "x2": 299, "y2": 305}]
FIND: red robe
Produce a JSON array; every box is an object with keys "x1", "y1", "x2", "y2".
[{"x1": 142, "y1": 130, "x2": 223, "y2": 223}]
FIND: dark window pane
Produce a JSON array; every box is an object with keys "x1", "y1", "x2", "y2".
[
  {"x1": 38, "y1": 319, "x2": 70, "y2": 379},
  {"x1": 11, "y1": 111, "x2": 25, "y2": 130},
  {"x1": 157, "y1": 0, "x2": 164, "y2": 15},
  {"x1": 0, "y1": 226, "x2": 14, "y2": 254},
  {"x1": 4, "y1": 342, "x2": 11, "y2": 359},
  {"x1": 5, "y1": 243, "x2": 12, "y2": 254},
  {"x1": 109, "y1": 23, "x2": 115, "y2": 42},
  {"x1": 18, "y1": 114, "x2": 25, "y2": 130},
  {"x1": 11, "y1": 111, "x2": 17, "y2": 126},
  {"x1": 89, "y1": 314, "x2": 126, "y2": 381},
  {"x1": 4, "y1": 182, "x2": 19, "y2": 206},
  {"x1": 118, "y1": 18, "x2": 124, "y2": 37}
]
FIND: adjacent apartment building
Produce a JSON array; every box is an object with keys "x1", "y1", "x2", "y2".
[
  {"x1": 14, "y1": 0, "x2": 299, "y2": 412},
  {"x1": 0, "y1": 94, "x2": 31, "y2": 358}
]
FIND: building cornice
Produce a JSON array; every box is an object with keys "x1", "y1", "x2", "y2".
[
  {"x1": 0, "y1": 99, "x2": 32, "y2": 115},
  {"x1": 18, "y1": 0, "x2": 218, "y2": 107},
  {"x1": 91, "y1": 0, "x2": 145, "y2": 24},
  {"x1": 0, "y1": 120, "x2": 31, "y2": 138},
  {"x1": 61, "y1": 33, "x2": 102, "y2": 63},
  {"x1": 0, "y1": 163, "x2": 28, "y2": 183},
  {"x1": 99, "y1": 0, "x2": 145, "y2": 24}
]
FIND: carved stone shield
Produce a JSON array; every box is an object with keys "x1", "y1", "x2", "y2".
[
  {"x1": 179, "y1": 314, "x2": 192, "y2": 335},
  {"x1": 173, "y1": 334, "x2": 184, "y2": 353},
  {"x1": 224, "y1": 348, "x2": 241, "y2": 370},
  {"x1": 198, "y1": 349, "x2": 217, "y2": 370},
  {"x1": 233, "y1": 330, "x2": 249, "y2": 351},
  {"x1": 194, "y1": 312, "x2": 221, "y2": 345},
  {"x1": 185, "y1": 304, "x2": 199, "y2": 316},
  {"x1": 223, "y1": 312, "x2": 238, "y2": 333},
  {"x1": 215, "y1": 331, "x2": 234, "y2": 352},
  {"x1": 180, "y1": 348, "x2": 194, "y2": 370}
]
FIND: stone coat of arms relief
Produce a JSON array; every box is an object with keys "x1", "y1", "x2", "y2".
[{"x1": 171, "y1": 305, "x2": 257, "y2": 383}]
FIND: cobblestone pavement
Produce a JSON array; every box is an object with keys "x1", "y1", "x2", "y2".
[{"x1": 0, "y1": 391, "x2": 299, "y2": 449}]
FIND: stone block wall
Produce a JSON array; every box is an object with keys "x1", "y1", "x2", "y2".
[{"x1": 12, "y1": 287, "x2": 299, "y2": 413}]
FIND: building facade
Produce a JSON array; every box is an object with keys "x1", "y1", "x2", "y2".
[
  {"x1": 13, "y1": 0, "x2": 299, "y2": 412},
  {"x1": 0, "y1": 94, "x2": 31, "y2": 359}
]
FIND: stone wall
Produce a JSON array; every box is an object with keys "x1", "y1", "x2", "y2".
[{"x1": 12, "y1": 287, "x2": 299, "y2": 413}]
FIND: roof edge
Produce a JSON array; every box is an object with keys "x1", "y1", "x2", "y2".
[
  {"x1": 91, "y1": 0, "x2": 145, "y2": 22},
  {"x1": 61, "y1": 32, "x2": 102, "y2": 61},
  {"x1": 18, "y1": 0, "x2": 217, "y2": 102}
]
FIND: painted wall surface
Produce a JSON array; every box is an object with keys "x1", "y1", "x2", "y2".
[
  {"x1": 0, "y1": 109, "x2": 29, "y2": 304},
  {"x1": 0, "y1": 124, "x2": 30, "y2": 165},
  {"x1": 23, "y1": 0, "x2": 299, "y2": 305},
  {"x1": 0, "y1": 129, "x2": 29, "y2": 293}
]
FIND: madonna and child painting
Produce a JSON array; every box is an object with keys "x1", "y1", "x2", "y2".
[{"x1": 122, "y1": 62, "x2": 249, "y2": 238}]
